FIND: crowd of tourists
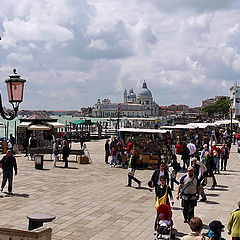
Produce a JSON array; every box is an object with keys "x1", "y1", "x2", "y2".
[{"x1": 104, "y1": 127, "x2": 240, "y2": 239}]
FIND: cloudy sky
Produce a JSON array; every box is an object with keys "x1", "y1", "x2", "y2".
[{"x1": 1, "y1": 0, "x2": 240, "y2": 110}]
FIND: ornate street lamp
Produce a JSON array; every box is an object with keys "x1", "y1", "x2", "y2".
[{"x1": 0, "y1": 69, "x2": 26, "y2": 120}]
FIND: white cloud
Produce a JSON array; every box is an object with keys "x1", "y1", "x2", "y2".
[
  {"x1": 0, "y1": 0, "x2": 240, "y2": 109},
  {"x1": 87, "y1": 39, "x2": 109, "y2": 50},
  {"x1": 7, "y1": 52, "x2": 33, "y2": 63}
]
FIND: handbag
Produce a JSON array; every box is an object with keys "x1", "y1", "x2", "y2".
[{"x1": 128, "y1": 168, "x2": 134, "y2": 176}]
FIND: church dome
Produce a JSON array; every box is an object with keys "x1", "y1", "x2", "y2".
[
  {"x1": 128, "y1": 88, "x2": 136, "y2": 99},
  {"x1": 138, "y1": 81, "x2": 152, "y2": 98}
]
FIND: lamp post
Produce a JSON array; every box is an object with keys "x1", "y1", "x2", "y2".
[
  {"x1": 230, "y1": 104, "x2": 234, "y2": 144},
  {"x1": 0, "y1": 69, "x2": 26, "y2": 120},
  {"x1": 117, "y1": 103, "x2": 121, "y2": 130}
]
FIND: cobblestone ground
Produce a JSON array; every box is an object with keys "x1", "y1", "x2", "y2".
[{"x1": 0, "y1": 140, "x2": 239, "y2": 239}]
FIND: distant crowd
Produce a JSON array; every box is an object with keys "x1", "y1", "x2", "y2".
[{"x1": 104, "y1": 127, "x2": 240, "y2": 239}]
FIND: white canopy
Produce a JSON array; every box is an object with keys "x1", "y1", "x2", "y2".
[
  {"x1": 18, "y1": 122, "x2": 31, "y2": 128},
  {"x1": 28, "y1": 124, "x2": 51, "y2": 130},
  {"x1": 187, "y1": 123, "x2": 216, "y2": 129},
  {"x1": 161, "y1": 124, "x2": 195, "y2": 130},
  {"x1": 47, "y1": 122, "x2": 65, "y2": 128},
  {"x1": 214, "y1": 119, "x2": 239, "y2": 126},
  {"x1": 18, "y1": 121, "x2": 65, "y2": 129},
  {"x1": 118, "y1": 128, "x2": 171, "y2": 134}
]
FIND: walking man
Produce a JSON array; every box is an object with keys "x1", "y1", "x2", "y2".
[
  {"x1": 105, "y1": 139, "x2": 110, "y2": 164},
  {"x1": 187, "y1": 140, "x2": 196, "y2": 158},
  {"x1": 210, "y1": 142, "x2": 221, "y2": 174},
  {"x1": 52, "y1": 139, "x2": 60, "y2": 167},
  {"x1": 0, "y1": 150, "x2": 18, "y2": 195},
  {"x1": 176, "y1": 166, "x2": 200, "y2": 223},
  {"x1": 191, "y1": 158, "x2": 206, "y2": 202},
  {"x1": 221, "y1": 143, "x2": 229, "y2": 171},
  {"x1": 228, "y1": 200, "x2": 240, "y2": 240}
]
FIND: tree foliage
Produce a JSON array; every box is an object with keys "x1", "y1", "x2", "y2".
[{"x1": 202, "y1": 98, "x2": 230, "y2": 117}]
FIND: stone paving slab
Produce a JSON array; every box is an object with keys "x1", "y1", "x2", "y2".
[{"x1": 0, "y1": 140, "x2": 239, "y2": 239}]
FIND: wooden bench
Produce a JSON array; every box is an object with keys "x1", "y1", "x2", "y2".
[{"x1": 28, "y1": 148, "x2": 84, "y2": 162}]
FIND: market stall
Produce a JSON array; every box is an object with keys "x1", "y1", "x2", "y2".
[
  {"x1": 17, "y1": 113, "x2": 65, "y2": 151},
  {"x1": 119, "y1": 128, "x2": 172, "y2": 169}
]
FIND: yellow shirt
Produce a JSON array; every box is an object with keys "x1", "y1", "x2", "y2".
[{"x1": 228, "y1": 208, "x2": 240, "y2": 237}]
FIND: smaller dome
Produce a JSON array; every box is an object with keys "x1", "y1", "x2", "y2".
[{"x1": 128, "y1": 88, "x2": 136, "y2": 99}]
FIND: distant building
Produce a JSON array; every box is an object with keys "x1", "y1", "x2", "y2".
[
  {"x1": 230, "y1": 82, "x2": 240, "y2": 119},
  {"x1": 92, "y1": 80, "x2": 159, "y2": 117}
]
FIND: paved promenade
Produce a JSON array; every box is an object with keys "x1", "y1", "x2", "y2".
[{"x1": 0, "y1": 140, "x2": 239, "y2": 239}]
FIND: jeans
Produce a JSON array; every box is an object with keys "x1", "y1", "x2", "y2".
[
  {"x1": 221, "y1": 157, "x2": 228, "y2": 170},
  {"x1": 182, "y1": 158, "x2": 190, "y2": 170},
  {"x1": 52, "y1": 153, "x2": 59, "y2": 167},
  {"x1": 110, "y1": 156, "x2": 116, "y2": 166},
  {"x1": 214, "y1": 157, "x2": 220, "y2": 173},
  {"x1": 1, "y1": 170, "x2": 13, "y2": 193}
]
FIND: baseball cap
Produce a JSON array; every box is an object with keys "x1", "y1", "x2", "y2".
[{"x1": 188, "y1": 166, "x2": 194, "y2": 171}]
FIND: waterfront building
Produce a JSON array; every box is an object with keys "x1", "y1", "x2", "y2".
[
  {"x1": 230, "y1": 82, "x2": 240, "y2": 119},
  {"x1": 92, "y1": 80, "x2": 159, "y2": 117}
]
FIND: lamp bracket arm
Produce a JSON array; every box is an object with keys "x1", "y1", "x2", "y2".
[{"x1": 0, "y1": 92, "x2": 17, "y2": 120}]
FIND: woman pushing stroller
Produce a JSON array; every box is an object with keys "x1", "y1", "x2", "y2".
[{"x1": 153, "y1": 176, "x2": 174, "y2": 239}]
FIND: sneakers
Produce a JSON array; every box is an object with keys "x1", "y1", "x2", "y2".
[
  {"x1": 200, "y1": 198, "x2": 207, "y2": 202},
  {"x1": 110, "y1": 165, "x2": 112, "y2": 168}
]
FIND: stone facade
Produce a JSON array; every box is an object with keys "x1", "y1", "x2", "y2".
[{"x1": 92, "y1": 81, "x2": 159, "y2": 117}]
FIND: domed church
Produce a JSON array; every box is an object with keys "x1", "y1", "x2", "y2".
[
  {"x1": 93, "y1": 80, "x2": 159, "y2": 118},
  {"x1": 124, "y1": 80, "x2": 159, "y2": 116}
]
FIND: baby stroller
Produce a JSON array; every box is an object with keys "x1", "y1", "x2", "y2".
[{"x1": 155, "y1": 204, "x2": 174, "y2": 240}]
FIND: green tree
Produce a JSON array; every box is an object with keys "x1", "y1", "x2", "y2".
[
  {"x1": 202, "y1": 98, "x2": 230, "y2": 118},
  {"x1": 214, "y1": 98, "x2": 230, "y2": 117},
  {"x1": 202, "y1": 105, "x2": 216, "y2": 118}
]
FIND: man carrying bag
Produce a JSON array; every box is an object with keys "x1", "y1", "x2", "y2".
[{"x1": 176, "y1": 166, "x2": 200, "y2": 223}]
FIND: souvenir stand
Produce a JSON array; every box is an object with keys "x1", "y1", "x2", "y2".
[
  {"x1": 161, "y1": 123, "x2": 216, "y2": 152},
  {"x1": 17, "y1": 113, "x2": 65, "y2": 151},
  {"x1": 119, "y1": 128, "x2": 172, "y2": 169}
]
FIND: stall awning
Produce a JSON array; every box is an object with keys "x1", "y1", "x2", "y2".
[
  {"x1": 28, "y1": 124, "x2": 51, "y2": 130},
  {"x1": 118, "y1": 128, "x2": 171, "y2": 134},
  {"x1": 214, "y1": 119, "x2": 239, "y2": 125},
  {"x1": 70, "y1": 119, "x2": 94, "y2": 125},
  {"x1": 47, "y1": 122, "x2": 65, "y2": 128},
  {"x1": 161, "y1": 125, "x2": 195, "y2": 129},
  {"x1": 18, "y1": 122, "x2": 30, "y2": 128},
  {"x1": 187, "y1": 123, "x2": 216, "y2": 129}
]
